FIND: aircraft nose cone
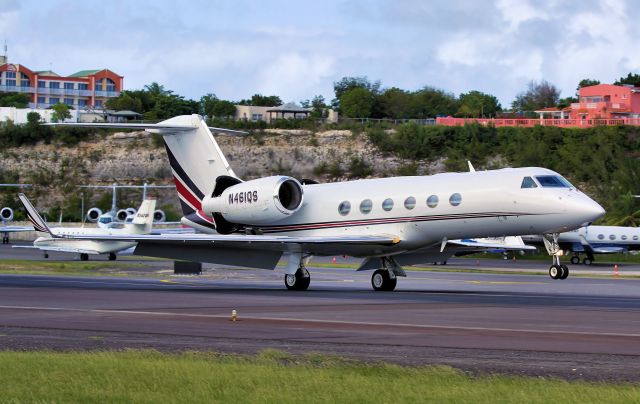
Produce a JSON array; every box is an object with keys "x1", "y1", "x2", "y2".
[{"x1": 580, "y1": 197, "x2": 605, "y2": 225}]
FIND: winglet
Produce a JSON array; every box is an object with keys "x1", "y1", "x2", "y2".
[
  {"x1": 18, "y1": 193, "x2": 56, "y2": 237},
  {"x1": 467, "y1": 161, "x2": 476, "y2": 172}
]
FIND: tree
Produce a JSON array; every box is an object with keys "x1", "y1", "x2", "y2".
[
  {"x1": 105, "y1": 92, "x2": 143, "y2": 112},
  {"x1": 0, "y1": 92, "x2": 30, "y2": 108},
  {"x1": 379, "y1": 87, "x2": 413, "y2": 119},
  {"x1": 577, "y1": 79, "x2": 600, "y2": 91},
  {"x1": 410, "y1": 87, "x2": 458, "y2": 118},
  {"x1": 237, "y1": 94, "x2": 282, "y2": 106},
  {"x1": 309, "y1": 95, "x2": 326, "y2": 118},
  {"x1": 199, "y1": 93, "x2": 219, "y2": 116},
  {"x1": 339, "y1": 87, "x2": 376, "y2": 118},
  {"x1": 614, "y1": 73, "x2": 640, "y2": 87},
  {"x1": 456, "y1": 90, "x2": 501, "y2": 118},
  {"x1": 26, "y1": 112, "x2": 41, "y2": 125},
  {"x1": 210, "y1": 100, "x2": 237, "y2": 118},
  {"x1": 51, "y1": 103, "x2": 72, "y2": 123},
  {"x1": 511, "y1": 80, "x2": 560, "y2": 112},
  {"x1": 332, "y1": 76, "x2": 381, "y2": 111},
  {"x1": 557, "y1": 96, "x2": 577, "y2": 109}
]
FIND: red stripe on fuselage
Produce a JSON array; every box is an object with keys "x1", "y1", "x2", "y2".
[{"x1": 173, "y1": 175, "x2": 202, "y2": 210}]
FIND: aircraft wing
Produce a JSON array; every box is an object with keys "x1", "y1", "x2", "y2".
[
  {"x1": 0, "y1": 226, "x2": 33, "y2": 233},
  {"x1": 12, "y1": 245, "x2": 100, "y2": 255},
  {"x1": 448, "y1": 236, "x2": 537, "y2": 250}
]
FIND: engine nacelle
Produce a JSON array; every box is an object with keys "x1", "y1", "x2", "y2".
[
  {"x1": 203, "y1": 176, "x2": 303, "y2": 226},
  {"x1": 1, "y1": 207, "x2": 14, "y2": 222},
  {"x1": 116, "y1": 209, "x2": 129, "y2": 221},
  {"x1": 126, "y1": 208, "x2": 137, "y2": 216},
  {"x1": 153, "y1": 209, "x2": 166, "y2": 222},
  {"x1": 86, "y1": 207, "x2": 102, "y2": 222}
]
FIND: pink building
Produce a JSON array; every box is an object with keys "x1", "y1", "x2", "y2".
[{"x1": 537, "y1": 84, "x2": 640, "y2": 120}]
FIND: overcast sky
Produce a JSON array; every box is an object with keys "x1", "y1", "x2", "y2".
[{"x1": 2, "y1": 0, "x2": 639, "y2": 107}]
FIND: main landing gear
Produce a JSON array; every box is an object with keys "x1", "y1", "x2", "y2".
[
  {"x1": 570, "y1": 253, "x2": 594, "y2": 266},
  {"x1": 284, "y1": 253, "x2": 311, "y2": 291},
  {"x1": 543, "y1": 233, "x2": 569, "y2": 280},
  {"x1": 371, "y1": 257, "x2": 406, "y2": 291},
  {"x1": 2, "y1": 232, "x2": 9, "y2": 244},
  {"x1": 79, "y1": 253, "x2": 89, "y2": 261},
  {"x1": 108, "y1": 253, "x2": 117, "y2": 261}
]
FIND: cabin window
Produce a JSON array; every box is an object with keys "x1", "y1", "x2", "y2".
[
  {"x1": 404, "y1": 197, "x2": 416, "y2": 210},
  {"x1": 449, "y1": 193, "x2": 462, "y2": 206},
  {"x1": 521, "y1": 177, "x2": 537, "y2": 188},
  {"x1": 427, "y1": 195, "x2": 438, "y2": 208},
  {"x1": 382, "y1": 198, "x2": 394, "y2": 211},
  {"x1": 360, "y1": 199, "x2": 373, "y2": 214},
  {"x1": 621, "y1": 235, "x2": 627, "y2": 241},
  {"x1": 338, "y1": 201, "x2": 351, "y2": 216},
  {"x1": 598, "y1": 234, "x2": 604, "y2": 240},
  {"x1": 535, "y1": 175, "x2": 573, "y2": 188},
  {"x1": 609, "y1": 234, "x2": 616, "y2": 240}
]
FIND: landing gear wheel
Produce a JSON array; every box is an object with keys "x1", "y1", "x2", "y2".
[
  {"x1": 43, "y1": 253, "x2": 49, "y2": 259},
  {"x1": 582, "y1": 257, "x2": 592, "y2": 266},
  {"x1": 80, "y1": 253, "x2": 89, "y2": 261},
  {"x1": 284, "y1": 268, "x2": 310, "y2": 291},
  {"x1": 570, "y1": 256, "x2": 580, "y2": 265},
  {"x1": 108, "y1": 253, "x2": 117, "y2": 261},
  {"x1": 559, "y1": 264, "x2": 569, "y2": 280},
  {"x1": 549, "y1": 264, "x2": 561, "y2": 280},
  {"x1": 371, "y1": 269, "x2": 397, "y2": 291}
]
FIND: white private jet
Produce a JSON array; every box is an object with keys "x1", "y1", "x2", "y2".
[
  {"x1": 18, "y1": 195, "x2": 156, "y2": 261},
  {"x1": 524, "y1": 225, "x2": 640, "y2": 265},
  {"x1": 47, "y1": 115, "x2": 604, "y2": 290},
  {"x1": 1, "y1": 184, "x2": 33, "y2": 244}
]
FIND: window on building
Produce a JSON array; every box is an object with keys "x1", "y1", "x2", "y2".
[
  {"x1": 251, "y1": 114, "x2": 263, "y2": 121},
  {"x1": 404, "y1": 196, "x2": 416, "y2": 210},
  {"x1": 338, "y1": 201, "x2": 351, "y2": 216},
  {"x1": 20, "y1": 80, "x2": 30, "y2": 87},
  {"x1": 360, "y1": 199, "x2": 372, "y2": 214},
  {"x1": 64, "y1": 83, "x2": 75, "y2": 90},
  {"x1": 5, "y1": 71, "x2": 15, "y2": 78},
  {"x1": 49, "y1": 82, "x2": 60, "y2": 89},
  {"x1": 6, "y1": 79, "x2": 15, "y2": 86},
  {"x1": 37, "y1": 96, "x2": 46, "y2": 104},
  {"x1": 49, "y1": 97, "x2": 59, "y2": 104},
  {"x1": 382, "y1": 198, "x2": 394, "y2": 211},
  {"x1": 64, "y1": 98, "x2": 74, "y2": 105},
  {"x1": 427, "y1": 195, "x2": 439, "y2": 208},
  {"x1": 95, "y1": 100, "x2": 103, "y2": 107},
  {"x1": 77, "y1": 99, "x2": 87, "y2": 106},
  {"x1": 78, "y1": 83, "x2": 88, "y2": 90},
  {"x1": 38, "y1": 81, "x2": 46, "y2": 88},
  {"x1": 449, "y1": 193, "x2": 462, "y2": 206},
  {"x1": 105, "y1": 78, "x2": 116, "y2": 92}
]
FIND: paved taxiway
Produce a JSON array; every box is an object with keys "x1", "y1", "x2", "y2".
[{"x1": 2, "y1": 243, "x2": 640, "y2": 380}]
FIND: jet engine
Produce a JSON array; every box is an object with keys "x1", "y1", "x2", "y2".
[
  {"x1": 1, "y1": 207, "x2": 14, "y2": 222},
  {"x1": 126, "y1": 208, "x2": 137, "y2": 216},
  {"x1": 202, "y1": 176, "x2": 303, "y2": 229},
  {"x1": 116, "y1": 209, "x2": 129, "y2": 221},
  {"x1": 86, "y1": 208, "x2": 102, "y2": 222},
  {"x1": 153, "y1": 209, "x2": 166, "y2": 222}
]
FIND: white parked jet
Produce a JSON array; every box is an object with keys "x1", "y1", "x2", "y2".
[
  {"x1": 18, "y1": 194, "x2": 156, "y2": 261},
  {"x1": 49, "y1": 115, "x2": 605, "y2": 290},
  {"x1": 1, "y1": 184, "x2": 33, "y2": 244},
  {"x1": 524, "y1": 225, "x2": 640, "y2": 265}
]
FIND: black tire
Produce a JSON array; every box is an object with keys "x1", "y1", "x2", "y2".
[
  {"x1": 549, "y1": 265, "x2": 561, "y2": 280},
  {"x1": 108, "y1": 253, "x2": 117, "y2": 261},
  {"x1": 582, "y1": 257, "x2": 592, "y2": 266},
  {"x1": 560, "y1": 265, "x2": 569, "y2": 280},
  {"x1": 43, "y1": 253, "x2": 49, "y2": 259},
  {"x1": 284, "y1": 268, "x2": 310, "y2": 291},
  {"x1": 371, "y1": 269, "x2": 397, "y2": 291},
  {"x1": 570, "y1": 256, "x2": 580, "y2": 265},
  {"x1": 80, "y1": 253, "x2": 89, "y2": 261}
]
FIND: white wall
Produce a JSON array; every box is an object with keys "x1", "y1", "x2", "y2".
[{"x1": 0, "y1": 107, "x2": 78, "y2": 124}]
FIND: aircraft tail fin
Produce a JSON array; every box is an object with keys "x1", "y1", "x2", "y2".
[
  {"x1": 18, "y1": 193, "x2": 56, "y2": 237},
  {"x1": 129, "y1": 198, "x2": 156, "y2": 233}
]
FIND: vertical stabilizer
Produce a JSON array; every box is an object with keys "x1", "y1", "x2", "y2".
[
  {"x1": 160, "y1": 114, "x2": 238, "y2": 216},
  {"x1": 129, "y1": 198, "x2": 156, "y2": 234}
]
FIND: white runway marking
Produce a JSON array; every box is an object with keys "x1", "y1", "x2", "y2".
[{"x1": 1, "y1": 304, "x2": 639, "y2": 338}]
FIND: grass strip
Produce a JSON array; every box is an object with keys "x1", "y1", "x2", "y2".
[
  {"x1": 0, "y1": 349, "x2": 637, "y2": 403},
  {"x1": 0, "y1": 259, "x2": 148, "y2": 276}
]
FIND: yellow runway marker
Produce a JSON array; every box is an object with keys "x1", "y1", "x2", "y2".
[
  {"x1": 465, "y1": 280, "x2": 545, "y2": 285},
  {"x1": 160, "y1": 280, "x2": 177, "y2": 284}
]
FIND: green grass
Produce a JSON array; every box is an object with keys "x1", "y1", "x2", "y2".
[{"x1": 0, "y1": 350, "x2": 637, "y2": 403}]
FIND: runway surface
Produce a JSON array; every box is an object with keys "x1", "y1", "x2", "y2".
[{"x1": 2, "y1": 249, "x2": 640, "y2": 381}]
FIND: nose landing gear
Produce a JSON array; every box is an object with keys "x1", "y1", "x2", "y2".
[{"x1": 544, "y1": 233, "x2": 570, "y2": 280}]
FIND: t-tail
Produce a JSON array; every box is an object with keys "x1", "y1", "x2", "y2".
[
  {"x1": 126, "y1": 198, "x2": 157, "y2": 234},
  {"x1": 18, "y1": 193, "x2": 56, "y2": 237}
]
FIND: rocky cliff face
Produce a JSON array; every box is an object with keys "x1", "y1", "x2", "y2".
[{"x1": 0, "y1": 129, "x2": 439, "y2": 216}]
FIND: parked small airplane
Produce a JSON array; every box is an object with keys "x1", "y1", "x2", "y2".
[
  {"x1": 81, "y1": 182, "x2": 175, "y2": 228},
  {"x1": 48, "y1": 115, "x2": 604, "y2": 290},
  {"x1": 18, "y1": 194, "x2": 156, "y2": 261},
  {"x1": 523, "y1": 225, "x2": 640, "y2": 265},
  {"x1": 1, "y1": 184, "x2": 33, "y2": 244}
]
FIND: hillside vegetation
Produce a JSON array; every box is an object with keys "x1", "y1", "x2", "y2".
[{"x1": 1, "y1": 121, "x2": 639, "y2": 225}]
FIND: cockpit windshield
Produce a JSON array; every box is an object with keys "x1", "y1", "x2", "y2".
[
  {"x1": 520, "y1": 176, "x2": 538, "y2": 188},
  {"x1": 535, "y1": 175, "x2": 574, "y2": 188},
  {"x1": 98, "y1": 217, "x2": 112, "y2": 224}
]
